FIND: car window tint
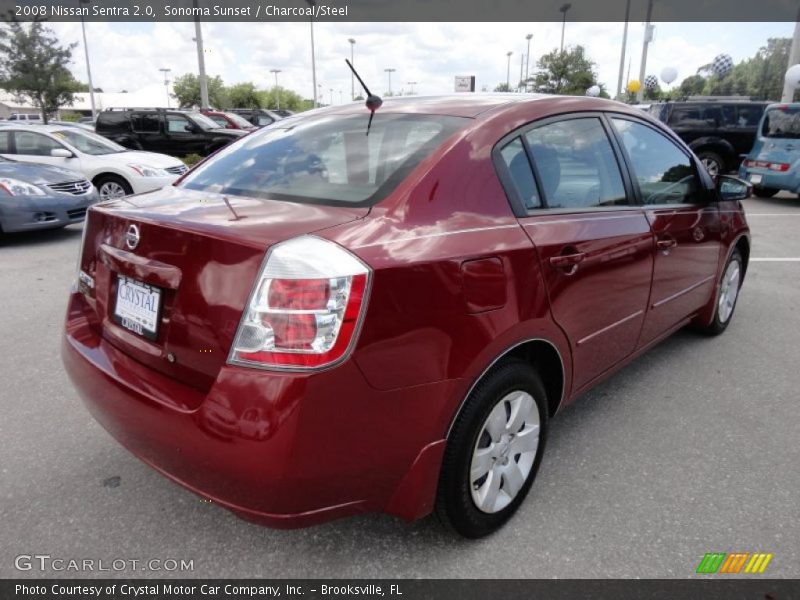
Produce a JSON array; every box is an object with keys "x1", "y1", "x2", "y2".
[
  {"x1": 14, "y1": 131, "x2": 63, "y2": 156},
  {"x1": 257, "y1": 115, "x2": 274, "y2": 126},
  {"x1": 524, "y1": 118, "x2": 627, "y2": 209},
  {"x1": 132, "y1": 114, "x2": 159, "y2": 133},
  {"x1": 720, "y1": 105, "x2": 737, "y2": 126},
  {"x1": 0, "y1": 131, "x2": 10, "y2": 153},
  {"x1": 499, "y1": 137, "x2": 540, "y2": 209},
  {"x1": 166, "y1": 115, "x2": 192, "y2": 133},
  {"x1": 612, "y1": 118, "x2": 703, "y2": 205},
  {"x1": 737, "y1": 105, "x2": 764, "y2": 127}
]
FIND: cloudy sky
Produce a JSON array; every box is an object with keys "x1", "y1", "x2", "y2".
[{"x1": 48, "y1": 21, "x2": 793, "y2": 103}]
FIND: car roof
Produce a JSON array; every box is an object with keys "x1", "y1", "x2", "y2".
[
  {"x1": 298, "y1": 93, "x2": 647, "y2": 122},
  {"x1": 0, "y1": 124, "x2": 82, "y2": 132}
]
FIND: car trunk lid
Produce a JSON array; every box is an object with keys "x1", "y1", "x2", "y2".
[{"x1": 78, "y1": 186, "x2": 366, "y2": 400}]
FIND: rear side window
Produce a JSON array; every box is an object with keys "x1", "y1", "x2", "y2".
[
  {"x1": 612, "y1": 118, "x2": 704, "y2": 205},
  {"x1": 499, "y1": 138, "x2": 540, "y2": 209},
  {"x1": 97, "y1": 111, "x2": 128, "y2": 130},
  {"x1": 524, "y1": 118, "x2": 627, "y2": 209},
  {"x1": 180, "y1": 113, "x2": 468, "y2": 207},
  {"x1": 132, "y1": 113, "x2": 160, "y2": 133}
]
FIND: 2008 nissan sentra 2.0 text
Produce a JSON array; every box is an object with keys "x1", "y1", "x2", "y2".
[{"x1": 62, "y1": 94, "x2": 751, "y2": 538}]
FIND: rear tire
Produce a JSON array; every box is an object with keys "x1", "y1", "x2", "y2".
[
  {"x1": 753, "y1": 186, "x2": 779, "y2": 198},
  {"x1": 436, "y1": 359, "x2": 548, "y2": 538},
  {"x1": 697, "y1": 249, "x2": 743, "y2": 336}
]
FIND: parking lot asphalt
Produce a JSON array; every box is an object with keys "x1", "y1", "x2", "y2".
[{"x1": 1, "y1": 195, "x2": 799, "y2": 579}]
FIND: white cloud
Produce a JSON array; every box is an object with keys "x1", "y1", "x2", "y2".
[{"x1": 48, "y1": 21, "x2": 793, "y2": 103}]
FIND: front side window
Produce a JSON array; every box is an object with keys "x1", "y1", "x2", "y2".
[
  {"x1": 524, "y1": 118, "x2": 627, "y2": 209},
  {"x1": 180, "y1": 113, "x2": 468, "y2": 206},
  {"x1": 257, "y1": 115, "x2": 275, "y2": 127},
  {"x1": 209, "y1": 115, "x2": 229, "y2": 128},
  {"x1": 166, "y1": 115, "x2": 193, "y2": 134},
  {"x1": 612, "y1": 117, "x2": 704, "y2": 205},
  {"x1": 0, "y1": 131, "x2": 10, "y2": 153},
  {"x1": 51, "y1": 129, "x2": 125, "y2": 155},
  {"x1": 13, "y1": 131, "x2": 63, "y2": 156}
]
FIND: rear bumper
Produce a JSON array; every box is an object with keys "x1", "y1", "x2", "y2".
[
  {"x1": 739, "y1": 167, "x2": 800, "y2": 192},
  {"x1": 62, "y1": 292, "x2": 454, "y2": 528}
]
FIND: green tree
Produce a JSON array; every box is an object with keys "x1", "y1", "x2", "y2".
[
  {"x1": 259, "y1": 87, "x2": 313, "y2": 112},
  {"x1": 494, "y1": 82, "x2": 512, "y2": 92},
  {"x1": 0, "y1": 20, "x2": 79, "y2": 124},
  {"x1": 531, "y1": 46, "x2": 599, "y2": 95},
  {"x1": 227, "y1": 82, "x2": 261, "y2": 108},
  {"x1": 171, "y1": 73, "x2": 228, "y2": 108}
]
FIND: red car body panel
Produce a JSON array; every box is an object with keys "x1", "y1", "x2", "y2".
[{"x1": 62, "y1": 95, "x2": 750, "y2": 527}]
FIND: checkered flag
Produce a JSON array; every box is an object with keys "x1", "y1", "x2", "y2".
[{"x1": 644, "y1": 75, "x2": 659, "y2": 90}]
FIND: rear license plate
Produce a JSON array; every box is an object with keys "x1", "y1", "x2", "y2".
[
  {"x1": 750, "y1": 174, "x2": 763, "y2": 185},
  {"x1": 113, "y1": 275, "x2": 162, "y2": 340}
]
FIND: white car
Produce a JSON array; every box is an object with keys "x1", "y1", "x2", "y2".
[{"x1": 0, "y1": 124, "x2": 188, "y2": 200}]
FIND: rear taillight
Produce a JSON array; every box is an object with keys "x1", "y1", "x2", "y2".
[
  {"x1": 228, "y1": 236, "x2": 371, "y2": 370},
  {"x1": 743, "y1": 159, "x2": 790, "y2": 171}
]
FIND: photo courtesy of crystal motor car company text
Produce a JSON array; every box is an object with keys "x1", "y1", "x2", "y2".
[{"x1": 3, "y1": 0, "x2": 800, "y2": 594}]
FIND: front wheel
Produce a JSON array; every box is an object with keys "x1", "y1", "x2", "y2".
[
  {"x1": 436, "y1": 359, "x2": 548, "y2": 538},
  {"x1": 95, "y1": 175, "x2": 133, "y2": 201},
  {"x1": 697, "y1": 249, "x2": 743, "y2": 336}
]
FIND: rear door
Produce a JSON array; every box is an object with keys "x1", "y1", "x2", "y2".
[
  {"x1": 497, "y1": 114, "x2": 654, "y2": 391},
  {"x1": 130, "y1": 112, "x2": 165, "y2": 153},
  {"x1": 609, "y1": 116, "x2": 723, "y2": 344}
]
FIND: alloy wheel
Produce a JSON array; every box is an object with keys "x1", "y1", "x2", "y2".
[
  {"x1": 717, "y1": 259, "x2": 740, "y2": 323},
  {"x1": 470, "y1": 390, "x2": 540, "y2": 514},
  {"x1": 701, "y1": 157, "x2": 720, "y2": 177},
  {"x1": 99, "y1": 181, "x2": 127, "y2": 200}
]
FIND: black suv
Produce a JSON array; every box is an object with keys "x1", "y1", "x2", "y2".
[
  {"x1": 650, "y1": 99, "x2": 770, "y2": 175},
  {"x1": 228, "y1": 108, "x2": 287, "y2": 128},
  {"x1": 95, "y1": 108, "x2": 247, "y2": 156}
]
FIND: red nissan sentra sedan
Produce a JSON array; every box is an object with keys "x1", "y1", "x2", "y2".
[{"x1": 63, "y1": 94, "x2": 751, "y2": 538}]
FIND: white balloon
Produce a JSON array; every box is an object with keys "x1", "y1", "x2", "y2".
[
  {"x1": 785, "y1": 64, "x2": 800, "y2": 89},
  {"x1": 660, "y1": 66, "x2": 678, "y2": 84},
  {"x1": 586, "y1": 85, "x2": 601, "y2": 97}
]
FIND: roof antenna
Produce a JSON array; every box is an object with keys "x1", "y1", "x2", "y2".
[{"x1": 345, "y1": 58, "x2": 382, "y2": 135}]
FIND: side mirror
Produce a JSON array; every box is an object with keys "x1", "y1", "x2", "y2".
[
  {"x1": 716, "y1": 175, "x2": 752, "y2": 201},
  {"x1": 50, "y1": 148, "x2": 73, "y2": 158}
]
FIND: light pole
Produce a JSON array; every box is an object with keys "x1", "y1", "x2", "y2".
[
  {"x1": 636, "y1": 0, "x2": 655, "y2": 102},
  {"x1": 192, "y1": 0, "x2": 209, "y2": 109},
  {"x1": 559, "y1": 3, "x2": 572, "y2": 53},
  {"x1": 270, "y1": 69, "x2": 281, "y2": 110},
  {"x1": 506, "y1": 51, "x2": 512, "y2": 90},
  {"x1": 78, "y1": 0, "x2": 96, "y2": 120},
  {"x1": 616, "y1": 0, "x2": 631, "y2": 98},
  {"x1": 306, "y1": 0, "x2": 318, "y2": 108},
  {"x1": 348, "y1": 38, "x2": 356, "y2": 100},
  {"x1": 385, "y1": 68, "x2": 396, "y2": 95},
  {"x1": 159, "y1": 68, "x2": 171, "y2": 108},
  {"x1": 525, "y1": 33, "x2": 533, "y2": 92},
  {"x1": 407, "y1": 81, "x2": 417, "y2": 94}
]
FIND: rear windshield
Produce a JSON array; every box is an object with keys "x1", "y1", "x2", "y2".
[
  {"x1": 761, "y1": 106, "x2": 800, "y2": 139},
  {"x1": 179, "y1": 113, "x2": 468, "y2": 206}
]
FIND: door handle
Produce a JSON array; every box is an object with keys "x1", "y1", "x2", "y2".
[
  {"x1": 656, "y1": 238, "x2": 677, "y2": 254},
  {"x1": 549, "y1": 252, "x2": 585, "y2": 274}
]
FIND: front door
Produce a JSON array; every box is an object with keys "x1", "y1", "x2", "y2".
[
  {"x1": 609, "y1": 116, "x2": 724, "y2": 344},
  {"x1": 499, "y1": 115, "x2": 654, "y2": 391},
  {"x1": 165, "y1": 113, "x2": 204, "y2": 155},
  {"x1": 4, "y1": 130, "x2": 80, "y2": 171}
]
